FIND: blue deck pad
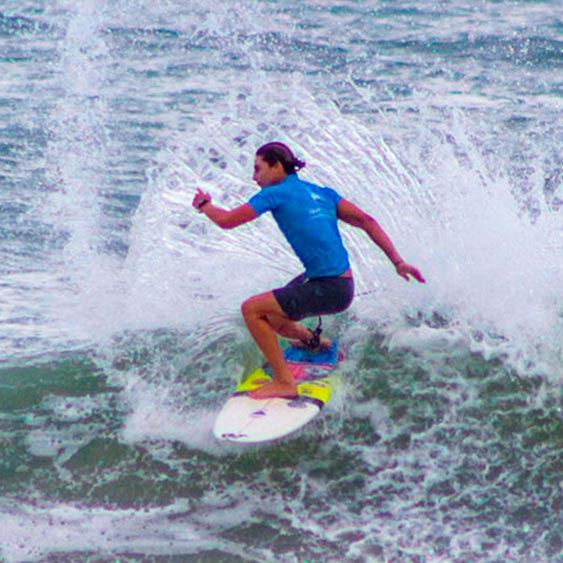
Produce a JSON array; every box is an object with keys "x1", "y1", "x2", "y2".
[
  {"x1": 284, "y1": 340, "x2": 340, "y2": 365},
  {"x1": 261, "y1": 341, "x2": 340, "y2": 377}
]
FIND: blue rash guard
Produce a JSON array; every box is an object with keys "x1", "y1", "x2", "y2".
[{"x1": 248, "y1": 174, "x2": 351, "y2": 279}]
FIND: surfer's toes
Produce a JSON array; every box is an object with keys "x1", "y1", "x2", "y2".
[
  {"x1": 249, "y1": 381, "x2": 298, "y2": 400},
  {"x1": 292, "y1": 336, "x2": 332, "y2": 352}
]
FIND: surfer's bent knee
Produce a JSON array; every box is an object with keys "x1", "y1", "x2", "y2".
[{"x1": 240, "y1": 291, "x2": 279, "y2": 320}]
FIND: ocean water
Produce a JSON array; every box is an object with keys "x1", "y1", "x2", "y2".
[{"x1": 1, "y1": 0, "x2": 562, "y2": 561}]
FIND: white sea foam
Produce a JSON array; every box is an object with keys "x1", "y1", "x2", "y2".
[
  {"x1": 0, "y1": 499, "x2": 211, "y2": 563},
  {"x1": 120, "y1": 379, "x2": 220, "y2": 454},
  {"x1": 2, "y1": 2, "x2": 561, "y2": 561}
]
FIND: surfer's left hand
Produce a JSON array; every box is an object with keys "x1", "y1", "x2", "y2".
[{"x1": 396, "y1": 262, "x2": 426, "y2": 283}]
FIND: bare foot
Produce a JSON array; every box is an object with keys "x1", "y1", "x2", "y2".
[
  {"x1": 249, "y1": 379, "x2": 298, "y2": 400},
  {"x1": 291, "y1": 336, "x2": 333, "y2": 352}
]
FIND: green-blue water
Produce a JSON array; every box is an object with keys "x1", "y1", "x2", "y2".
[{"x1": 1, "y1": 1, "x2": 562, "y2": 561}]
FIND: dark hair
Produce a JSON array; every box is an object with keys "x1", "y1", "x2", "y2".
[{"x1": 256, "y1": 142, "x2": 306, "y2": 174}]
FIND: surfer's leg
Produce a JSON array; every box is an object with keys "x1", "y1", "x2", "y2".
[
  {"x1": 241, "y1": 291, "x2": 299, "y2": 399},
  {"x1": 268, "y1": 316, "x2": 332, "y2": 350},
  {"x1": 267, "y1": 316, "x2": 312, "y2": 341}
]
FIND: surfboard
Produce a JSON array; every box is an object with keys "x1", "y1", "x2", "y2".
[{"x1": 213, "y1": 342, "x2": 342, "y2": 444}]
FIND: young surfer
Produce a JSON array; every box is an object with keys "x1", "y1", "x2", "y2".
[{"x1": 192, "y1": 142, "x2": 425, "y2": 400}]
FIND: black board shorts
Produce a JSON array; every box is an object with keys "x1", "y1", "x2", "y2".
[{"x1": 273, "y1": 273, "x2": 355, "y2": 321}]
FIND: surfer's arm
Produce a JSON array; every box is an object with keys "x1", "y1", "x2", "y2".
[
  {"x1": 337, "y1": 199, "x2": 425, "y2": 283},
  {"x1": 192, "y1": 189, "x2": 258, "y2": 229},
  {"x1": 337, "y1": 199, "x2": 403, "y2": 264}
]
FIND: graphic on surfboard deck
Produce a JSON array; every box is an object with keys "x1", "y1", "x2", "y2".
[{"x1": 214, "y1": 342, "x2": 342, "y2": 444}]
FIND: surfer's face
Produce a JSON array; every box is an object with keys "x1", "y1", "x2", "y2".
[{"x1": 253, "y1": 155, "x2": 286, "y2": 188}]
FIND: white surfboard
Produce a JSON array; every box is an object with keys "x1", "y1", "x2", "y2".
[{"x1": 213, "y1": 343, "x2": 341, "y2": 444}]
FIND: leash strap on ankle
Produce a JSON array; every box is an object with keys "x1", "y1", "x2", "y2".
[{"x1": 307, "y1": 316, "x2": 323, "y2": 349}]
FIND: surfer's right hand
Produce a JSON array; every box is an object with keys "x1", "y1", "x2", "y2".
[{"x1": 193, "y1": 188, "x2": 211, "y2": 212}]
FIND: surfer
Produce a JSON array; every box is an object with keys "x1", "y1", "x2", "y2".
[{"x1": 192, "y1": 142, "x2": 425, "y2": 400}]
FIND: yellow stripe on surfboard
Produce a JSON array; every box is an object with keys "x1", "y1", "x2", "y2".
[{"x1": 235, "y1": 366, "x2": 332, "y2": 406}]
